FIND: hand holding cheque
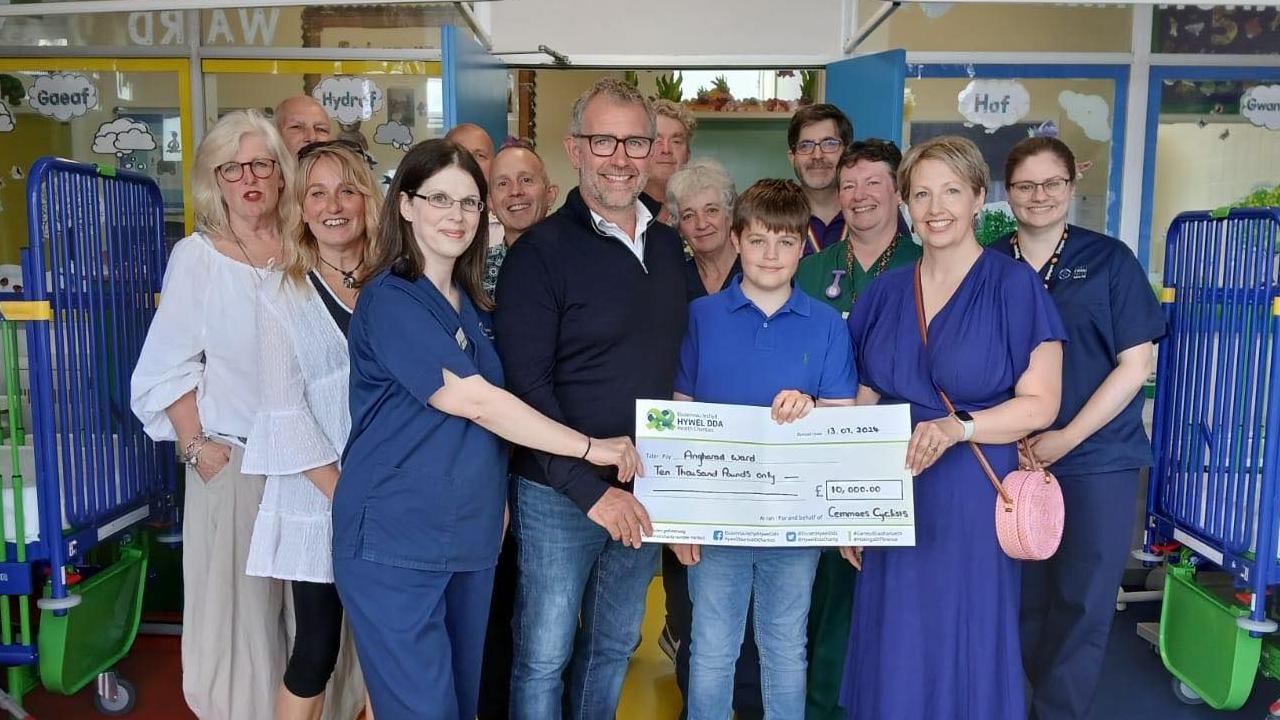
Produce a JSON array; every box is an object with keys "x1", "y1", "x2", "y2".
[{"x1": 634, "y1": 399, "x2": 916, "y2": 548}]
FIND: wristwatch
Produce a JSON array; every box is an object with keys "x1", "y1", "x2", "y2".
[{"x1": 951, "y1": 411, "x2": 975, "y2": 442}]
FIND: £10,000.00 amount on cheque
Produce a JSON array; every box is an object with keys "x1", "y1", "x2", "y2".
[{"x1": 634, "y1": 400, "x2": 915, "y2": 548}]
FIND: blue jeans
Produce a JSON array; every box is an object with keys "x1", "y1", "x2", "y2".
[
  {"x1": 509, "y1": 476, "x2": 659, "y2": 719},
  {"x1": 687, "y1": 546, "x2": 821, "y2": 720}
]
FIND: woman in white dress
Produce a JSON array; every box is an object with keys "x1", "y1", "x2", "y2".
[
  {"x1": 242, "y1": 140, "x2": 379, "y2": 720},
  {"x1": 130, "y1": 109, "x2": 296, "y2": 720}
]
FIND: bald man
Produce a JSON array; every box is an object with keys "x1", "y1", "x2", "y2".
[
  {"x1": 445, "y1": 123, "x2": 495, "y2": 180},
  {"x1": 480, "y1": 143, "x2": 559, "y2": 302},
  {"x1": 274, "y1": 96, "x2": 332, "y2": 155}
]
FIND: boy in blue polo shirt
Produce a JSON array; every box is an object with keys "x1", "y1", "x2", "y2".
[{"x1": 670, "y1": 179, "x2": 857, "y2": 719}]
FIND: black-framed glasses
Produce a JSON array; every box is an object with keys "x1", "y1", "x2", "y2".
[
  {"x1": 793, "y1": 137, "x2": 843, "y2": 155},
  {"x1": 216, "y1": 158, "x2": 278, "y2": 182},
  {"x1": 573, "y1": 134, "x2": 654, "y2": 159},
  {"x1": 1008, "y1": 177, "x2": 1071, "y2": 199},
  {"x1": 408, "y1": 190, "x2": 485, "y2": 213}
]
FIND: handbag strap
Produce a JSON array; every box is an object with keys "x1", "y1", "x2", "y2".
[{"x1": 911, "y1": 263, "x2": 1018, "y2": 507}]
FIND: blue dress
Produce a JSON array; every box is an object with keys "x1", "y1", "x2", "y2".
[{"x1": 840, "y1": 249, "x2": 1066, "y2": 720}]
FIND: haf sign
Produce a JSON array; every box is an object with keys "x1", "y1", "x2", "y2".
[
  {"x1": 1241, "y1": 85, "x2": 1280, "y2": 132},
  {"x1": 313, "y1": 77, "x2": 385, "y2": 126},
  {"x1": 959, "y1": 79, "x2": 1030, "y2": 134}
]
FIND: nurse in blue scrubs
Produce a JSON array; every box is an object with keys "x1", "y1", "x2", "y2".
[
  {"x1": 990, "y1": 136, "x2": 1166, "y2": 720},
  {"x1": 332, "y1": 139, "x2": 645, "y2": 720}
]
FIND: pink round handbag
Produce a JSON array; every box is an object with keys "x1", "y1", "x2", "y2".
[{"x1": 969, "y1": 440, "x2": 1064, "y2": 561}]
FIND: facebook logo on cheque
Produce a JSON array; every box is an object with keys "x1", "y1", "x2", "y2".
[{"x1": 713, "y1": 530, "x2": 724, "y2": 541}]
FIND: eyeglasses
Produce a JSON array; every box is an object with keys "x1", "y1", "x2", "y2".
[
  {"x1": 1009, "y1": 177, "x2": 1071, "y2": 199},
  {"x1": 573, "y1": 134, "x2": 654, "y2": 159},
  {"x1": 408, "y1": 191, "x2": 485, "y2": 213},
  {"x1": 216, "y1": 158, "x2": 278, "y2": 182},
  {"x1": 793, "y1": 137, "x2": 843, "y2": 155}
]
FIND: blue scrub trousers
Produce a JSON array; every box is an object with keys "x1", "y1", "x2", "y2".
[
  {"x1": 1020, "y1": 469, "x2": 1140, "y2": 720},
  {"x1": 334, "y1": 554, "x2": 496, "y2": 720}
]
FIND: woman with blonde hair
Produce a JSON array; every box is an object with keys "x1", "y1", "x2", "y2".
[
  {"x1": 242, "y1": 140, "x2": 380, "y2": 720},
  {"x1": 839, "y1": 136, "x2": 1066, "y2": 719},
  {"x1": 131, "y1": 109, "x2": 297, "y2": 720}
]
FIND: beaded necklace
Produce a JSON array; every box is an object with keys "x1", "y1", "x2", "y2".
[{"x1": 1010, "y1": 225, "x2": 1068, "y2": 290}]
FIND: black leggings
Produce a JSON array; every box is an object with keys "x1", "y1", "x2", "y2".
[{"x1": 284, "y1": 580, "x2": 344, "y2": 699}]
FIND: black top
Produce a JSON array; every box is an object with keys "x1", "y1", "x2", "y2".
[
  {"x1": 990, "y1": 225, "x2": 1166, "y2": 474},
  {"x1": 309, "y1": 270, "x2": 352, "y2": 338},
  {"x1": 494, "y1": 188, "x2": 689, "y2": 512},
  {"x1": 683, "y1": 256, "x2": 742, "y2": 302}
]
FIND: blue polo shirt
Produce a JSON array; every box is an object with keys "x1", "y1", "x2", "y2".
[
  {"x1": 991, "y1": 225, "x2": 1166, "y2": 474},
  {"x1": 334, "y1": 269, "x2": 508, "y2": 572},
  {"x1": 675, "y1": 277, "x2": 858, "y2": 405}
]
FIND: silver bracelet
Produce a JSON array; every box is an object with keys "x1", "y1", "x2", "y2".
[{"x1": 182, "y1": 432, "x2": 211, "y2": 467}]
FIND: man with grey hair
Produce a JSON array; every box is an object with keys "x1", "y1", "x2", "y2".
[
  {"x1": 494, "y1": 77, "x2": 688, "y2": 719},
  {"x1": 642, "y1": 99, "x2": 696, "y2": 224},
  {"x1": 273, "y1": 95, "x2": 332, "y2": 155}
]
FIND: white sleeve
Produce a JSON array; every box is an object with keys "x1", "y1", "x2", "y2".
[
  {"x1": 241, "y1": 280, "x2": 339, "y2": 476},
  {"x1": 129, "y1": 236, "x2": 211, "y2": 441}
]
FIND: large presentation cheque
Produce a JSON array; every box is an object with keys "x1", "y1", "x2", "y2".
[{"x1": 634, "y1": 400, "x2": 915, "y2": 548}]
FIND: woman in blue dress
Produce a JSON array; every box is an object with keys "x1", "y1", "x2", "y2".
[
  {"x1": 332, "y1": 139, "x2": 643, "y2": 720},
  {"x1": 839, "y1": 136, "x2": 1067, "y2": 719}
]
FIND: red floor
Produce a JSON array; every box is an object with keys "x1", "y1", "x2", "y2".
[{"x1": 21, "y1": 633, "x2": 193, "y2": 720}]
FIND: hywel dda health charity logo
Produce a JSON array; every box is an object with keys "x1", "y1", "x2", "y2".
[{"x1": 646, "y1": 408, "x2": 675, "y2": 432}]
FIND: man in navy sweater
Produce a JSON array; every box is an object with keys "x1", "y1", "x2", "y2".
[{"x1": 494, "y1": 78, "x2": 688, "y2": 719}]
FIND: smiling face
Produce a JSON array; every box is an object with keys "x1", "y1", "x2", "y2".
[
  {"x1": 1006, "y1": 150, "x2": 1075, "y2": 232},
  {"x1": 732, "y1": 218, "x2": 804, "y2": 294},
  {"x1": 904, "y1": 158, "x2": 985, "y2": 251},
  {"x1": 397, "y1": 164, "x2": 482, "y2": 268},
  {"x1": 788, "y1": 119, "x2": 843, "y2": 192},
  {"x1": 303, "y1": 155, "x2": 366, "y2": 255},
  {"x1": 649, "y1": 114, "x2": 690, "y2": 187},
  {"x1": 565, "y1": 96, "x2": 651, "y2": 215},
  {"x1": 276, "y1": 97, "x2": 332, "y2": 155},
  {"x1": 839, "y1": 159, "x2": 899, "y2": 239},
  {"x1": 489, "y1": 147, "x2": 556, "y2": 237},
  {"x1": 676, "y1": 186, "x2": 731, "y2": 258},
  {"x1": 216, "y1": 132, "x2": 283, "y2": 226}
]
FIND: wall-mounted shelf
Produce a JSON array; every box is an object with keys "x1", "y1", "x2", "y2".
[{"x1": 690, "y1": 110, "x2": 794, "y2": 121}]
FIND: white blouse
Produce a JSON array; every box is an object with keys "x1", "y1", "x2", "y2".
[
  {"x1": 241, "y1": 272, "x2": 351, "y2": 583},
  {"x1": 131, "y1": 232, "x2": 277, "y2": 445}
]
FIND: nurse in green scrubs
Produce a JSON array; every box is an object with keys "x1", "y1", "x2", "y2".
[
  {"x1": 795, "y1": 139, "x2": 920, "y2": 319},
  {"x1": 793, "y1": 139, "x2": 920, "y2": 720}
]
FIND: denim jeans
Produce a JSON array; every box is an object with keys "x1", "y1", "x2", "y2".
[
  {"x1": 509, "y1": 476, "x2": 659, "y2": 719},
  {"x1": 687, "y1": 546, "x2": 821, "y2": 720}
]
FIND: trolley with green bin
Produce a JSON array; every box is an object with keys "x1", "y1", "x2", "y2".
[{"x1": 0, "y1": 158, "x2": 177, "y2": 716}]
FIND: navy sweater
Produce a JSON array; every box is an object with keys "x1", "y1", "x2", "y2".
[{"x1": 494, "y1": 188, "x2": 688, "y2": 513}]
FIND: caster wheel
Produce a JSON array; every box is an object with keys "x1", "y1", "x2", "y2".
[
  {"x1": 1172, "y1": 677, "x2": 1204, "y2": 706},
  {"x1": 93, "y1": 677, "x2": 136, "y2": 716}
]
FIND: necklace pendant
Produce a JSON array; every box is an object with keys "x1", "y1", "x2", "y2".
[{"x1": 342, "y1": 273, "x2": 356, "y2": 289}]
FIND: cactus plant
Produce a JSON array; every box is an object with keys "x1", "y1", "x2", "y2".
[
  {"x1": 799, "y1": 70, "x2": 818, "y2": 105},
  {"x1": 655, "y1": 72, "x2": 683, "y2": 102},
  {"x1": 622, "y1": 70, "x2": 639, "y2": 89}
]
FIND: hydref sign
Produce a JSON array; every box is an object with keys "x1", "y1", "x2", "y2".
[
  {"x1": 1241, "y1": 85, "x2": 1280, "y2": 132},
  {"x1": 313, "y1": 77, "x2": 385, "y2": 126},
  {"x1": 958, "y1": 79, "x2": 1030, "y2": 134}
]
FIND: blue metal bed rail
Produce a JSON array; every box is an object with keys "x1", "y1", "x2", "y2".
[
  {"x1": 19, "y1": 157, "x2": 175, "y2": 607},
  {"x1": 1148, "y1": 207, "x2": 1280, "y2": 631}
]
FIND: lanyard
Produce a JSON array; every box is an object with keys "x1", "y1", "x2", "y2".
[{"x1": 1011, "y1": 226, "x2": 1068, "y2": 291}]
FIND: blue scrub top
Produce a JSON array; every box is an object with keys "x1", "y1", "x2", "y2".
[
  {"x1": 675, "y1": 276, "x2": 858, "y2": 406},
  {"x1": 991, "y1": 225, "x2": 1166, "y2": 474},
  {"x1": 334, "y1": 268, "x2": 507, "y2": 572}
]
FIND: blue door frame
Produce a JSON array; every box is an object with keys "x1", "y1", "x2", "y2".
[
  {"x1": 906, "y1": 63, "x2": 1130, "y2": 239},
  {"x1": 1139, "y1": 66, "x2": 1280, "y2": 272}
]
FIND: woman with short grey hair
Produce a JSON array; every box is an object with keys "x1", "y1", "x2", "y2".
[{"x1": 667, "y1": 159, "x2": 740, "y2": 301}]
